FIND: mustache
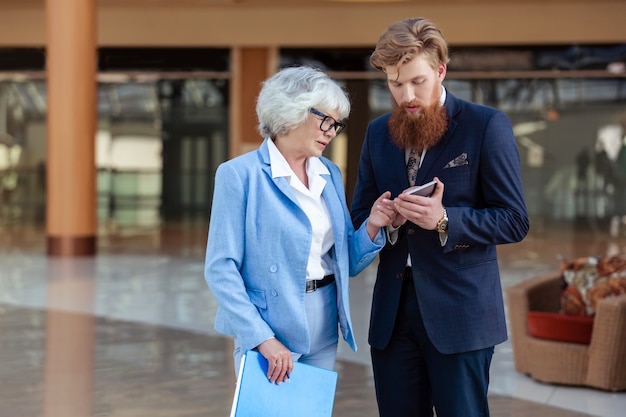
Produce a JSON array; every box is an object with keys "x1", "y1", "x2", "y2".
[
  {"x1": 393, "y1": 99, "x2": 425, "y2": 112},
  {"x1": 400, "y1": 100, "x2": 421, "y2": 108}
]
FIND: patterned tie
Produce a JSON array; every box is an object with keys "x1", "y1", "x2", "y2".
[{"x1": 407, "y1": 148, "x2": 419, "y2": 186}]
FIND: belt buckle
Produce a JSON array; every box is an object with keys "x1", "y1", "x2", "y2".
[{"x1": 306, "y1": 280, "x2": 317, "y2": 293}]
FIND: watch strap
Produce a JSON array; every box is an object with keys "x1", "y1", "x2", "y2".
[{"x1": 436, "y1": 207, "x2": 448, "y2": 234}]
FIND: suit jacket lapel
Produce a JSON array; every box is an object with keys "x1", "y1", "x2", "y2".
[
  {"x1": 416, "y1": 94, "x2": 460, "y2": 184},
  {"x1": 383, "y1": 134, "x2": 412, "y2": 190}
]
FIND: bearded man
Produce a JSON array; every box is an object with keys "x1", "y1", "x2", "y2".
[{"x1": 350, "y1": 17, "x2": 529, "y2": 417}]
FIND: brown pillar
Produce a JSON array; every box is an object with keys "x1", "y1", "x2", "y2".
[
  {"x1": 229, "y1": 46, "x2": 278, "y2": 158},
  {"x1": 46, "y1": 0, "x2": 97, "y2": 256}
]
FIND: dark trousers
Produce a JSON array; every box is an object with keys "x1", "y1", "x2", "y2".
[{"x1": 371, "y1": 269, "x2": 493, "y2": 417}]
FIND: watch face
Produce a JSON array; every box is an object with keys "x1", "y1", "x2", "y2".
[{"x1": 440, "y1": 221, "x2": 448, "y2": 232}]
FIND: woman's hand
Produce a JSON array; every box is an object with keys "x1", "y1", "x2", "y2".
[
  {"x1": 257, "y1": 338, "x2": 293, "y2": 384},
  {"x1": 366, "y1": 191, "x2": 398, "y2": 240}
]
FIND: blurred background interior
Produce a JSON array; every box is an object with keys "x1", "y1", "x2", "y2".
[{"x1": 0, "y1": 1, "x2": 625, "y2": 416}]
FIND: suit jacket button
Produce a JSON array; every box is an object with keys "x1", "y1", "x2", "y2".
[
  {"x1": 396, "y1": 272, "x2": 403, "y2": 279},
  {"x1": 407, "y1": 229, "x2": 415, "y2": 235}
]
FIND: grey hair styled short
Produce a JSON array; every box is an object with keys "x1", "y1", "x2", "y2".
[{"x1": 256, "y1": 66, "x2": 351, "y2": 138}]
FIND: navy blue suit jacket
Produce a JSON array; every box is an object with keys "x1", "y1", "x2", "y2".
[{"x1": 351, "y1": 92, "x2": 529, "y2": 355}]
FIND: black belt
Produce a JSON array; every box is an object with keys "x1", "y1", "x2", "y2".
[{"x1": 306, "y1": 274, "x2": 335, "y2": 293}]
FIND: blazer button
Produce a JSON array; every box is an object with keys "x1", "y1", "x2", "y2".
[
  {"x1": 407, "y1": 229, "x2": 415, "y2": 235},
  {"x1": 396, "y1": 272, "x2": 403, "y2": 280}
]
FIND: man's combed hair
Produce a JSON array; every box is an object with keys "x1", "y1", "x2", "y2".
[{"x1": 370, "y1": 17, "x2": 450, "y2": 74}]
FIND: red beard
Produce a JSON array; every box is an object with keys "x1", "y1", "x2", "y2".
[{"x1": 388, "y1": 100, "x2": 448, "y2": 152}]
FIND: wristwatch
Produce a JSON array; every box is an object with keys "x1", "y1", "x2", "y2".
[{"x1": 436, "y1": 207, "x2": 448, "y2": 234}]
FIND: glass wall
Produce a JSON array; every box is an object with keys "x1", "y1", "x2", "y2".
[
  {"x1": 0, "y1": 79, "x2": 47, "y2": 225},
  {"x1": 97, "y1": 77, "x2": 229, "y2": 231},
  {"x1": 1, "y1": 45, "x2": 625, "y2": 255},
  {"x1": 0, "y1": 47, "x2": 231, "y2": 238},
  {"x1": 0, "y1": 76, "x2": 229, "y2": 233}
]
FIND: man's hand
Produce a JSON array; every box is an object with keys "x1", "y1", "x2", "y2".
[{"x1": 393, "y1": 177, "x2": 445, "y2": 230}]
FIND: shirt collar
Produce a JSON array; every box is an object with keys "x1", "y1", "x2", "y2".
[{"x1": 267, "y1": 138, "x2": 330, "y2": 180}]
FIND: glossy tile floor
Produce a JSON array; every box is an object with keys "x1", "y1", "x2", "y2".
[{"x1": 1, "y1": 220, "x2": 626, "y2": 417}]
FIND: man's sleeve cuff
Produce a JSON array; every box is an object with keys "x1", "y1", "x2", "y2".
[{"x1": 386, "y1": 224, "x2": 400, "y2": 245}]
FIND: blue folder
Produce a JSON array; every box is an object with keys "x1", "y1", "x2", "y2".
[{"x1": 230, "y1": 350, "x2": 338, "y2": 417}]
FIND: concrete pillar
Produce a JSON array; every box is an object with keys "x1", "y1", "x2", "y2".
[{"x1": 45, "y1": 0, "x2": 97, "y2": 256}]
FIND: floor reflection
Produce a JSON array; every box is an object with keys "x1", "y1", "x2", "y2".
[
  {"x1": 0, "y1": 305, "x2": 603, "y2": 417},
  {"x1": 1, "y1": 221, "x2": 625, "y2": 417}
]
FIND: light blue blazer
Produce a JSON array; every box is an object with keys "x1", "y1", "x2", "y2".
[{"x1": 204, "y1": 138, "x2": 385, "y2": 355}]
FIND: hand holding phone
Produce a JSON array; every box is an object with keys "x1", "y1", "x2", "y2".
[{"x1": 403, "y1": 180, "x2": 437, "y2": 197}]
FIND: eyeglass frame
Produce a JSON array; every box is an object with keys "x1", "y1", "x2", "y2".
[{"x1": 309, "y1": 108, "x2": 346, "y2": 136}]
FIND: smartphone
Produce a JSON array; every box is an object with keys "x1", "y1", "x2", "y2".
[{"x1": 404, "y1": 180, "x2": 437, "y2": 197}]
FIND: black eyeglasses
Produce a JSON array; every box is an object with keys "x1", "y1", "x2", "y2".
[{"x1": 309, "y1": 108, "x2": 346, "y2": 136}]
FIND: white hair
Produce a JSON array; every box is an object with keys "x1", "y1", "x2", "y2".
[{"x1": 256, "y1": 66, "x2": 351, "y2": 138}]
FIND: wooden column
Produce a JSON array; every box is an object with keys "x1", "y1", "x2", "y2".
[
  {"x1": 229, "y1": 46, "x2": 278, "y2": 158},
  {"x1": 46, "y1": 0, "x2": 97, "y2": 256}
]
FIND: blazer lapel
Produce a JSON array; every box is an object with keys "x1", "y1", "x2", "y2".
[
  {"x1": 321, "y1": 172, "x2": 345, "y2": 257},
  {"x1": 258, "y1": 139, "x2": 300, "y2": 207},
  {"x1": 416, "y1": 95, "x2": 460, "y2": 184}
]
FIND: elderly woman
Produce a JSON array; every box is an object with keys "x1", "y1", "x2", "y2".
[{"x1": 204, "y1": 66, "x2": 395, "y2": 384}]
